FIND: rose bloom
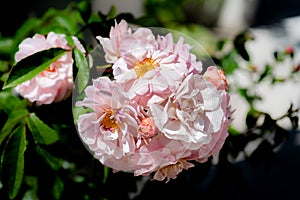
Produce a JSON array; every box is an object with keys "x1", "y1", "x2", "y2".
[
  {"x1": 76, "y1": 19, "x2": 231, "y2": 182},
  {"x1": 76, "y1": 69, "x2": 231, "y2": 182},
  {"x1": 150, "y1": 73, "x2": 224, "y2": 144},
  {"x1": 76, "y1": 77, "x2": 145, "y2": 171},
  {"x1": 96, "y1": 19, "x2": 157, "y2": 63},
  {"x1": 133, "y1": 69, "x2": 230, "y2": 182},
  {"x1": 97, "y1": 20, "x2": 202, "y2": 107},
  {"x1": 14, "y1": 31, "x2": 85, "y2": 105},
  {"x1": 133, "y1": 133, "x2": 195, "y2": 182}
]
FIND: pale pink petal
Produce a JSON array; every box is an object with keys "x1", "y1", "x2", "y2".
[{"x1": 14, "y1": 32, "x2": 85, "y2": 105}]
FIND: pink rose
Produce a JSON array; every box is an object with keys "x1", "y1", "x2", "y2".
[
  {"x1": 96, "y1": 19, "x2": 157, "y2": 63},
  {"x1": 76, "y1": 77, "x2": 142, "y2": 171},
  {"x1": 114, "y1": 49, "x2": 186, "y2": 107},
  {"x1": 134, "y1": 134, "x2": 194, "y2": 180},
  {"x1": 14, "y1": 32, "x2": 86, "y2": 105},
  {"x1": 150, "y1": 74, "x2": 224, "y2": 143},
  {"x1": 204, "y1": 66, "x2": 228, "y2": 90},
  {"x1": 97, "y1": 20, "x2": 203, "y2": 108},
  {"x1": 157, "y1": 33, "x2": 203, "y2": 74},
  {"x1": 138, "y1": 117, "x2": 158, "y2": 138},
  {"x1": 153, "y1": 159, "x2": 194, "y2": 182},
  {"x1": 188, "y1": 92, "x2": 231, "y2": 163}
]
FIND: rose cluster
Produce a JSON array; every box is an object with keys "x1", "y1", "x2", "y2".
[{"x1": 75, "y1": 20, "x2": 231, "y2": 182}]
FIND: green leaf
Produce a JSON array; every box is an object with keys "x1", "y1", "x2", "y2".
[
  {"x1": 72, "y1": 106, "x2": 91, "y2": 125},
  {"x1": 1, "y1": 125, "x2": 26, "y2": 199},
  {"x1": 258, "y1": 64, "x2": 272, "y2": 82},
  {"x1": 3, "y1": 48, "x2": 67, "y2": 89},
  {"x1": 103, "y1": 166, "x2": 110, "y2": 184},
  {"x1": 26, "y1": 113, "x2": 59, "y2": 145},
  {"x1": 0, "y1": 90, "x2": 27, "y2": 114},
  {"x1": 0, "y1": 109, "x2": 28, "y2": 146},
  {"x1": 228, "y1": 126, "x2": 240, "y2": 136},
  {"x1": 38, "y1": 7, "x2": 84, "y2": 35},
  {"x1": 74, "y1": 48, "x2": 89, "y2": 93},
  {"x1": 233, "y1": 32, "x2": 252, "y2": 61},
  {"x1": 0, "y1": 37, "x2": 14, "y2": 55},
  {"x1": 54, "y1": 15, "x2": 79, "y2": 35},
  {"x1": 52, "y1": 176, "x2": 64, "y2": 200},
  {"x1": 77, "y1": 0, "x2": 92, "y2": 22},
  {"x1": 14, "y1": 17, "x2": 41, "y2": 46},
  {"x1": 106, "y1": 5, "x2": 117, "y2": 19},
  {"x1": 22, "y1": 176, "x2": 39, "y2": 200},
  {"x1": 220, "y1": 51, "x2": 239, "y2": 75},
  {"x1": 0, "y1": 60, "x2": 9, "y2": 73},
  {"x1": 35, "y1": 145, "x2": 63, "y2": 171}
]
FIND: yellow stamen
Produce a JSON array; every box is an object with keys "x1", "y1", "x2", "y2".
[
  {"x1": 101, "y1": 111, "x2": 119, "y2": 132},
  {"x1": 134, "y1": 58, "x2": 157, "y2": 77}
]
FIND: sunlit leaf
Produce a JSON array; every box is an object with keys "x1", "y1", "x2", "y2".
[
  {"x1": 74, "y1": 48, "x2": 89, "y2": 93},
  {"x1": 72, "y1": 106, "x2": 92, "y2": 125},
  {"x1": 3, "y1": 48, "x2": 67, "y2": 89},
  {"x1": 107, "y1": 5, "x2": 117, "y2": 20}
]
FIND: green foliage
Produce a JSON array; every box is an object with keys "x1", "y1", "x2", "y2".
[
  {"x1": 26, "y1": 113, "x2": 59, "y2": 145},
  {"x1": 73, "y1": 48, "x2": 89, "y2": 94},
  {"x1": 1, "y1": 125, "x2": 26, "y2": 199}
]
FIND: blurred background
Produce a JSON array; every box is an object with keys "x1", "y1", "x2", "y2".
[{"x1": 1, "y1": 0, "x2": 300, "y2": 199}]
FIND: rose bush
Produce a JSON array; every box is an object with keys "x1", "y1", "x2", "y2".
[{"x1": 0, "y1": 1, "x2": 298, "y2": 199}]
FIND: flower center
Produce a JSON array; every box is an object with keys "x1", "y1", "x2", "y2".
[
  {"x1": 45, "y1": 66, "x2": 56, "y2": 72},
  {"x1": 134, "y1": 58, "x2": 157, "y2": 77},
  {"x1": 40, "y1": 66, "x2": 57, "y2": 76},
  {"x1": 138, "y1": 117, "x2": 157, "y2": 138},
  {"x1": 100, "y1": 111, "x2": 119, "y2": 132}
]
